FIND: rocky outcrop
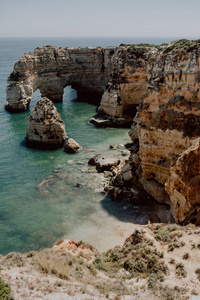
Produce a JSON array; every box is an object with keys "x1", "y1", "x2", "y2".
[
  {"x1": 5, "y1": 46, "x2": 115, "y2": 112},
  {"x1": 26, "y1": 97, "x2": 67, "y2": 149},
  {"x1": 98, "y1": 46, "x2": 153, "y2": 125},
  {"x1": 5, "y1": 45, "x2": 154, "y2": 127},
  {"x1": 134, "y1": 45, "x2": 200, "y2": 210},
  {"x1": 165, "y1": 139, "x2": 200, "y2": 224}
]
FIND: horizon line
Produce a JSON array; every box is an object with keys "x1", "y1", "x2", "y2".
[{"x1": 0, "y1": 36, "x2": 199, "y2": 39}]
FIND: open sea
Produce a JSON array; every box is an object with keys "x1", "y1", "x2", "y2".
[{"x1": 0, "y1": 37, "x2": 175, "y2": 255}]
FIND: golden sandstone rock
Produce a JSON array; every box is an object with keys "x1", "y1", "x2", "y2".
[
  {"x1": 165, "y1": 139, "x2": 200, "y2": 224},
  {"x1": 26, "y1": 97, "x2": 67, "y2": 149}
]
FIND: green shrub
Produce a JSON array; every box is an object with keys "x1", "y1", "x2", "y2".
[
  {"x1": 0, "y1": 277, "x2": 13, "y2": 300},
  {"x1": 176, "y1": 263, "x2": 187, "y2": 278},
  {"x1": 163, "y1": 39, "x2": 200, "y2": 53}
]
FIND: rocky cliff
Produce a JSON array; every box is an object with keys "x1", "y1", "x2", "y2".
[
  {"x1": 134, "y1": 41, "x2": 200, "y2": 223},
  {"x1": 5, "y1": 40, "x2": 200, "y2": 224},
  {"x1": 105, "y1": 40, "x2": 200, "y2": 224},
  {"x1": 5, "y1": 46, "x2": 115, "y2": 112}
]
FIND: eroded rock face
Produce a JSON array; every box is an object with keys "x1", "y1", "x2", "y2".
[
  {"x1": 134, "y1": 47, "x2": 200, "y2": 209},
  {"x1": 5, "y1": 46, "x2": 115, "y2": 112},
  {"x1": 26, "y1": 97, "x2": 67, "y2": 149},
  {"x1": 165, "y1": 139, "x2": 200, "y2": 224},
  {"x1": 5, "y1": 45, "x2": 154, "y2": 127},
  {"x1": 98, "y1": 46, "x2": 154, "y2": 125}
]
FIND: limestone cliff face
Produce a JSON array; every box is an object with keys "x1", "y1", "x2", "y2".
[
  {"x1": 98, "y1": 46, "x2": 154, "y2": 125},
  {"x1": 26, "y1": 97, "x2": 67, "y2": 149},
  {"x1": 165, "y1": 139, "x2": 200, "y2": 224},
  {"x1": 135, "y1": 48, "x2": 200, "y2": 208},
  {"x1": 5, "y1": 45, "x2": 154, "y2": 126},
  {"x1": 5, "y1": 46, "x2": 115, "y2": 112}
]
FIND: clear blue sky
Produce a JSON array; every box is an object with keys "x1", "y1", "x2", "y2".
[{"x1": 0, "y1": 0, "x2": 199, "y2": 38}]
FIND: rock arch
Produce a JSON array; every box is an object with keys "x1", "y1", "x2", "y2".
[{"x1": 5, "y1": 46, "x2": 115, "y2": 112}]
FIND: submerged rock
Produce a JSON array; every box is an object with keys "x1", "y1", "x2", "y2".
[
  {"x1": 89, "y1": 118, "x2": 112, "y2": 127},
  {"x1": 64, "y1": 138, "x2": 82, "y2": 153},
  {"x1": 88, "y1": 155, "x2": 99, "y2": 166},
  {"x1": 26, "y1": 97, "x2": 67, "y2": 149}
]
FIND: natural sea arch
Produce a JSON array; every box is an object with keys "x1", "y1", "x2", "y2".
[
  {"x1": 5, "y1": 45, "x2": 146, "y2": 126},
  {"x1": 5, "y1": 46, "x2": 113, "y2": 113}
]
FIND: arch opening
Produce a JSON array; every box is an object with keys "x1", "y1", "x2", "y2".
[
  {"x1": 70, "y1": 83, "x2": 103, "y2": 106},
  {"x1": 29, "y1": 89, "x2": 42, "y2": 111}
]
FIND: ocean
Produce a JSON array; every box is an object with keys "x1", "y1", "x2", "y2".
[{"x1": 0, "y1": 37, "x2": 173, "y2": 255}]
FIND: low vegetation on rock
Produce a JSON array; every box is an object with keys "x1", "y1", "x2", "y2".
[
  {"x1": 163, "y1": 38, "x2": 200, "y2": 53},
  {"x1": 0, "y1": 224, "x2": 200, "y2": 299},
  {"x1": 0, "y1": 274, "x2": 13, "y2": 300}
]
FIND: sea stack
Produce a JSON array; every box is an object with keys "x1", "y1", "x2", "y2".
[{"x1": 26, "y1": 97, "x2": 67, "y2": 149}]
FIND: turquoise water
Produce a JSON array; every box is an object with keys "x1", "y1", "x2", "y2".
[
  {"x1": 0, "y1": 37, "x2": 174, "y2": 255},
  {"x1": 0, "y1": 38, "x2": 134, "y2": 255}
]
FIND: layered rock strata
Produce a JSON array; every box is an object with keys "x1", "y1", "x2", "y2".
[
  {"x1": 98, "y1": 46, "x2": 153, "y2": 125},
  {"x1": 134, "y1": 45, "x2": 200, "y2": 223},
  {"x1": 5, "y1": 45, "x2": 154, "y2": 127},
  {"x1": 5, "y1": 46, "x2": 115, "y2": 112},
  {"x1": 101, "y1": 42, "x2": 200, "y2": 223},
  {"x1": 26, "y1": 97, "x2": 67, "y2": 149},
  {"x1": 165, "y1": 139, "x2": 200, "y2": 224}
]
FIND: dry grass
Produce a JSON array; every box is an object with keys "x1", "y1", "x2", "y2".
[
  {"x1": 35, "y1": 249, "x2": 91, "y2": 281},
  {"x1": 0, "y1": 224, "x2": 200, "y2": 299}
]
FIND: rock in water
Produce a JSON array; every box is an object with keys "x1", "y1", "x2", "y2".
[
  {"x1": 96, "y1": 158, "x2": 120, "y2": 172},
  {"x1": 26, "y1": 97, "x2": 67, "y2": 149},
  {"x1": 64, "y1": 138, "x2": 82, "y2": 153},
  {"x1": 88, "y1": 155, "x2": 99, "y2": 166}
]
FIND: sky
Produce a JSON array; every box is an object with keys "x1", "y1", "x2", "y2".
[{"x1": 0, "y1": 0, "x2": 200, "y2": 38}]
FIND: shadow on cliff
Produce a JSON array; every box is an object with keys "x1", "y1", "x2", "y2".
[{"x1": 100, "y1": 194, "x2": 175, "y2": 225}]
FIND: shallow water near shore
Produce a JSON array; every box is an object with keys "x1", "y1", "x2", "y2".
[{"x1": 0, "y1": 37, "x2": 173, "y2": 255}]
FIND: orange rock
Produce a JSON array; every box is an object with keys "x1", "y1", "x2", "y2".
[
  {"x1": 52, "y1": 239, "x2": 78, "y2": 250},
  {"x1": 165, "y1": 139, "x2": 200, "y2": 224}
]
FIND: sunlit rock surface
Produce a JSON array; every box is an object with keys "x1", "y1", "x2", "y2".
[
  {"x1": 5, "y1": 46, "x2": 114, "y2": 112},
  {"x1": 26, "y1": 97, "x2": 67, "y2": 149},
  {"x1": 165, "y1": 139, "x2": 200, "y2": 224},
  {"x1": 64, "y1": 138, "x2": 82, "y2": 153}
]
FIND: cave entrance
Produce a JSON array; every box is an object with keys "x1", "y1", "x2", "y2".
[
  {"x1": 69, "y1": 83, "x2": 103, "y2": 106},
  {"x1": 123, "y1": 103, "x2": 138, "y2": 119},
  {"x1": 120, "y1": 103, "x2": 138, "y2": 127}
]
